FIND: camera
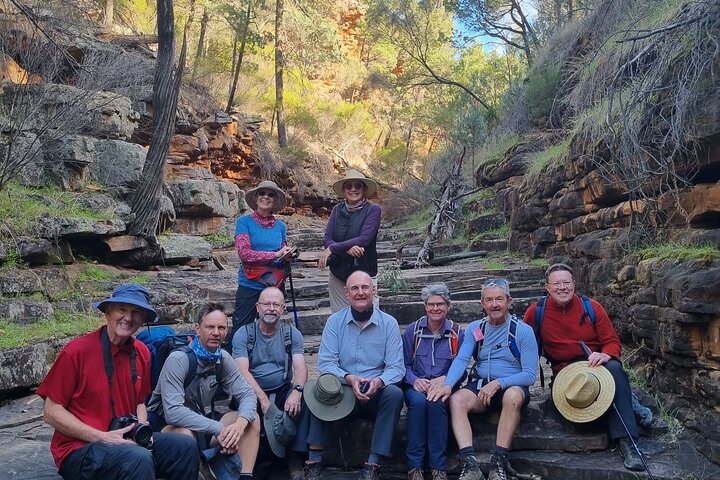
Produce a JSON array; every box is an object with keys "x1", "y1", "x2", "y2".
[
  {"x1": 359, "y1": 381, "x2": 370, "y2": 394},
  {"x1": 109, "y1": 415, "x2": 153, "y2": 449}
]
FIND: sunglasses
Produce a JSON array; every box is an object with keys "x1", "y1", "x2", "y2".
[
  {"x1": 343, "y1": 182, "x2": 365, "y2": 191},
  {"x1": 257, "y1": 190, "x2": 276, "y2": 198}
]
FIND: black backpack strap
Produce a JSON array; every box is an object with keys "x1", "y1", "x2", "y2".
[
  {"x1": 245, "y1": 322, "x2": 257, "y2": 365},
  {"x1": 282, "y1": 323, "x2": 293, "y2": 384},
  {"x1": 181, "y1": 346, "x2": 198, "y2": 390}
]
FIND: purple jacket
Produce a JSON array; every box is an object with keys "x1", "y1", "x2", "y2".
[
  {"x1": 402, "y1": 317, "x2": 465, "y2": 386},
  {"x1": 324, "y1": 203, "x2": 381, "y2": 253}
]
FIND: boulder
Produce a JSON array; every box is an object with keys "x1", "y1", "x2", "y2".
[
  {"x1": 0, "y1": 270, "x2": 43, "y2": 295},
  {"x1": 83, "y1": 91, "x2": 139, "y2": 140},
  {"x1": 42, "y1": 135, "x2": 95, "y2": 190},
  {"x1": 659, "y1": 183, "x2": 720, "y2": 226},
  {"x1": 90, "y1": 139, "x2": 147, "y2": 188},
  {"x1": 0, "y1": 300, "x2": 54, "y2": 324},
  {"x1": 173, "y1": 217, "x2": 235, "y2": 236},
  {"x1": 159, "y1": 234, "x2": 212, "y2": 265},
  {"x1": 0, "y1": 132, "x2": 44, "y2": 188},
  {"x1": 0, "y1": 341, "x2": 69, "y2": 393},
  {"x1": 17, "y1": 237, "x2": 74, "y2": 265},
  {"x1": 167, "y1": 179, "x2": 243, "y2": 218},
  {"x1": 33, "y1": 216, "x2": 126, "y2": 238}
]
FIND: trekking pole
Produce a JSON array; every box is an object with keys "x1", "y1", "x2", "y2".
[
  {"x1": 287, "y1": 261, "x2": 299, "y2": 329},
  {"x1": 579, "y1": 341, "x2": 655, "y2": 480}
]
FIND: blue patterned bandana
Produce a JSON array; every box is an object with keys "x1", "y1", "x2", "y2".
[{"x1": 189, "y1": 337, "x2": 222, "y2": 363}]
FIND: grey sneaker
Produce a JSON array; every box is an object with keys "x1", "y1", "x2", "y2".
[
  {"x1": 303, "y1": 461, "x2": 322, "y2": 480},
  {"x1": 431, "y1": 468, "x2": 448, "y2": 480},
  {"x1": 618, "y1": 438, "x2": 644, "y2": 471},
  {"x1": 359, "y1": 462, "x2": 381, "y2": 480},
  {"x1": 408, "y1": 467, "x2": 424, "y2": 480},
  {"x1": 488, "y1": 454, "x2": 508, "y2": 480},
  {"x1": 458, "y1": 455, "x2": 485, "y2": 480}
]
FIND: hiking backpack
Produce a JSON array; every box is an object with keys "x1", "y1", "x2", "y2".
[
  {"x1": 411, "y1": 319, "x2": 461, "y2": 369},
  {"x1": 244, "y1": 321, "x2": 294, "y2": 386},
  {"x1": 136, "y1": 326, "x2": 222, "y2": 396},
  {"x1": 533, "y1": 293, "x2": 597, "y2": 386},
  {"x1": 465, "y1": 314, "x2": 523, "y2": 384}
]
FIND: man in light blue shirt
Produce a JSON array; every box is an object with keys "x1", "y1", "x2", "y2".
[
  {"x1": 428, "y1": 278, "x2": 538, "y2": 480},
  {"x1": 303, "y1": 270, "x2": 404, "y2": 480}
]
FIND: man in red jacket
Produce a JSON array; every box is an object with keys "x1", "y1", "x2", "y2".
[{"x1": 523, "y1": 263, "x2": 643, "y2": 471}]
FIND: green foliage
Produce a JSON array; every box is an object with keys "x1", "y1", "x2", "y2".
[
  {"x1": 0, "y1": 310, "x2": 101, "y2": 349},
  {"x1": 524, "y1": 139, "x2": 571, "y2": 186},
  {"x1": 126, "y1": 274, "x2": 152, "y2": 285},
  {"x1": 637, "y1": 242, "x2": 719, "y2": 263},
  {"x1": 1, "y1": 248, "x2": 21, "y2": 270},
  {"x1": 471, "y1": 223, "x2": 510, "y2": 241},
  {"x1": 479, "y1": 259, "x2": 505, "y2": 270},
  {"x1": 529, "y1": 258, "x2": 550, "y2": 268},
  {"x1": 378, "y1": 262, "x2": 409, "y2": 294},
  {"x1": 0, "y1": 182, "x2": 109, "y2": 236},
  {"x1": 397, "y1": 205, "x2": 434, "y2": 229},
  {"x1": 475, "y1": 134, "x2": 521, "y2": 172},
  {"x1": 77, "y1": 265, "x2": 120, "y2": 283},
  {"x1": 203, "y1": 233, "x2": 234, "y2": 245},
  {"x1": 526, "y1": 65, "x2": 561, "y2": 119}
]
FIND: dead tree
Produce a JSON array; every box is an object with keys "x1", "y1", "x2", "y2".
[
  {"x1": 415, "y1": 148, "x2": 466, "y2": 267},
  {"x1": 129, "y1": 0, "x2": 187, "y2": 253}
]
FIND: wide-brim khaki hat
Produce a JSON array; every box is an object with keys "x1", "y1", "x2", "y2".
[
  {"x1": 303, "y1": 373, "x2": 356, "y2": 422},
  {"x1": 332, "y1": 169, "x2": 378, "y2": 198},
  {"x1": 245, "y1": 180, "x2": 288, "y2": 213},
  {"x1": 552, "y1": 361, "x2": 615, "y2": 423}
]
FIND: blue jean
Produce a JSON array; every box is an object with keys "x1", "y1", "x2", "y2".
[
  {"x1": 59, "y1": 432, "x2": 199, "y2": 480},
  {"x1": 404, "y1": 385, "x2": 449, "y2": 470},
  {"x1": 306, "y1": 384, "x2": 403, "y2": 458}
]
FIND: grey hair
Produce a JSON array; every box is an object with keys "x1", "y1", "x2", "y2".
[
  {"x1": 481, "y1": 278, "x2": 510, "y2": 297},
  {"x1": 545, "y1": 263, "x2": 574, "y2": 281},
  {"x1": 420, "y1": 283, "x2": 451, "y2": 303}
]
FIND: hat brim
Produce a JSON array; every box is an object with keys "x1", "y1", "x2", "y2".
[
  {"x1": 246, "y1": 184, "x2": 288, "y2": 213},
  {"x1": 552, "y1": 361, "x2": 616, "y2": 423},
  {"x1": 332, "y1": 178, "x2": 378, "y2": 198},
  {"x1": 303, "y1": 378, "x2": 356, "y2": 422},
  {"x1": 263, "y1": 405, "x2": 288, "y2": 458},
  {"x1": 93, "y1": 298, "x2": 157, "y2": 323}
]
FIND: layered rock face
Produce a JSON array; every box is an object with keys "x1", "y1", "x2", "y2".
[{"x1": 477, "y1": 133, "x2": 720, "y2": 464}]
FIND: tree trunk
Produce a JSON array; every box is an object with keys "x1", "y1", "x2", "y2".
[
  {"x1": 275, "y1": 0, "x2": 288, "y2": 147},
  {"x1": 415, "y1": 149, "x2": 466, "y2": 267},
  {"x1": 226, "y1": 0, "x2": 252, "y2": 113},
  {"x1": 104, "y1": 0, "x2": 114, "y2": 28},
  {"x1": 192, "y1": 7, "x2": 209, "y2": 79},
  {"x1": 129, "y1": 0, "x2": 187, "y2": 255}
]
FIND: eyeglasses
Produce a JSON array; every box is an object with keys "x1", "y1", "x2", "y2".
[
  {"x1": 258, "y1": 190, "x2": 276, "y2": 198},
  {"x1": 343, "y1": 182, "x2": 365, "y2": 191},
  {"x1": 549, "y1": 280, "x2": 574, "y2": 288},
  {"x1": 426, "y1": 302, "x2": 447, "y2": 308},
  {"x1": 258, "y1": 302, "x2": 284, "y2": 309}
]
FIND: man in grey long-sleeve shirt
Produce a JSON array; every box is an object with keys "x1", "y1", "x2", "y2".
[
  {"x1": 303, "y1": 270, "x2": 404, "y2": 480},
  {"x1": 147, "y1": 303, "x2": 259, "y2": 480}
]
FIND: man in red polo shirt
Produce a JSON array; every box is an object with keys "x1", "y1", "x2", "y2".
[{"x1": 37, "y1": 284, "x2": 199, "y2": 480}]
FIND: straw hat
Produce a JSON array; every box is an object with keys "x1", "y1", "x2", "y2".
[
  {"x1": 245, "y1": 180, "x2": 288, "y2": 213},
  {"x1": 552, "y1": 361, "x2": 616, "y2": 423},
  {"x1": 332, "y1": 169, "x2": 378, "y2": 198},
  {"x1": 303, "y1": 373, "x2": 356, "y2": 422}
]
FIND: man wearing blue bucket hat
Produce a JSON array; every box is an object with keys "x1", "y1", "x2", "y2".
[{"x1": 37, "y1": 284, "x2": 200, "y2": 480}]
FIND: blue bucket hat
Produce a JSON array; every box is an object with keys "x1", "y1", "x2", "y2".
[{"x1": 93, "y1": 284, "x2": 158, "y2": 323}]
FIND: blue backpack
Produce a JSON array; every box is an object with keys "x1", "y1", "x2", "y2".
[{"x1": 136, "y1": 326, "x2": 199, "y2": 393}]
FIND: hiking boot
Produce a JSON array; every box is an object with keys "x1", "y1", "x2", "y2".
[
  {"x1": 458, "y1": 455, "x2": 485, "y2": 480},
  {"x1": 359, "y1": 462, "x2": 381, "y2": 480},
  {"x1": 303, "y1": 461, "x2": 322, "y2": 480},
  {"x1": 488, "y1": 453, "x2": 508, "y2": 480},
  {"x1": 618, "y1": 438, "x2": 644, "y2": 471},
  {"x1": 431, "y1": 468, "x2": 448, "y2": 480},
  {"x1": 408, "y1": 467, "x2": 424, "y2": 480}
]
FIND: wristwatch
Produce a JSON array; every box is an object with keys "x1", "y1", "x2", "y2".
[{"x1": 293, "y1": 384, "x2": 304, "y2": 392}]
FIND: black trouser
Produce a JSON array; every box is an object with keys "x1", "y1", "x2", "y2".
[
  {"x1": 229, "y1": 284, "x2": 262, "y2": 346},
  {"x1": 59, "y1": 432, "x2": 199, "y2": 480}
]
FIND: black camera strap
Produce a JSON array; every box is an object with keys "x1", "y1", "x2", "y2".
[{"x1": 101, "y1": 326, "x2": 138, "y2": 420}]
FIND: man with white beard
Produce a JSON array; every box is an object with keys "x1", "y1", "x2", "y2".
[{"x1": 233, "y1": 287, "x2": 307, "y2": 476}]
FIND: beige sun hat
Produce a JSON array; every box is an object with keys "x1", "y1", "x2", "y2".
[
  {"x1": 303, "y1": 373, "x2": 356, "y2": 422},
  {"x1": 245, "y1": 180, "x2": 288, "y2": 213},
  {"x1": 552, "y1": 361, "x2": 616, "y2": 423},
  {"x1": 332, "y1": 169, "x2": 378, "y2": 198}
]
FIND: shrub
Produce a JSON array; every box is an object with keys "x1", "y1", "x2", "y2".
[{"x1": 525, "y1": 65, "x2": 561, "y2": 120}]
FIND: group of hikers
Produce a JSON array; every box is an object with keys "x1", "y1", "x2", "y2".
[{"x1": 37, "y1": 173, "x2": 650, "y2": 480}]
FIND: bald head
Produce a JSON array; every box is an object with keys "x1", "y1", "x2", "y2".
[
  {"x1": 256, "y1": 287, "x2": 285, "y2": 327},
  {"x1": 345, "y1": 270, "x2": 374, "y2": 312}
]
